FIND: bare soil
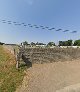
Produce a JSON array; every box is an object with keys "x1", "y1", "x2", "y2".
[{"x1": 16, "y1": 59, "x2": 80, "y2": 92}]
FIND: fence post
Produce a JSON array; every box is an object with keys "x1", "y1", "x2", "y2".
[
  {"x1": 15, "y1": 46, "x2": 23, "y2": 69},
  {"x1": 14, "y1": 48, "x2": 16, "y2": 55},
  {"x1": 16, "y1": 53, "x2": 19, "y2": 69}
]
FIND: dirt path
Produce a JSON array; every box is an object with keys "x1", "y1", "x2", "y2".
[{"x1": 16, "y1": 59, "x2": 80, "y2": 92}]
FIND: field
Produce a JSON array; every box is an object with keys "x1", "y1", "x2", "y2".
[{"x1": 0, "y1": 46, "x2": 26, "y2": 92}]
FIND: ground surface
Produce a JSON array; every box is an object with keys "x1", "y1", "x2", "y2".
[{"x1": 16, "y1": 59, "x2": 80, "y2": 92}]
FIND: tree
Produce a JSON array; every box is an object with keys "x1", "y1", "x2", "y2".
[
  {"x1": 67, "y1": 40, "x2": 72, "y2": 46},
  {"x1": 73, "y1": 40, "x2": 80, "y2": 46},
  {"x1": 36, "y1": 42, "x2": 46, "y2": 45},
  {"x1": 47, "y1": 42, "x2": 55, "y2": 46},
  {"x1": 59, "y1": 41, "x2": 64, "y2": 46},
  {"x1": 59, "y1": 40, "x2": 72, "y2": 46},
  {"x1": 31, "y1": 42, "x2": 36, "y2": 46},
  {"x1": 23, "y1": 41, "x2": 28, "y2": 46},
  {"x1": 0, "y1": 42, "x2": 4, "y2": 45}
]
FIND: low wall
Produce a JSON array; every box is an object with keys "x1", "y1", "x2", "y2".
[{"x1": 23, "y1": 48, "x2": 80, "y2": 64}]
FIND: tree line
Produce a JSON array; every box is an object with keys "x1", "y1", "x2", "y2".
[
  {"x1": 0, "y1": 39, "x2": 80, "y2": 46},
  {"x1": 22, "y1": 39, "x2": 80, "y2": 46},
  {"x1": 59, "y1": 40, "x2": 80, "y2": 46},
  {"x1": 0, "y1": 42, "x2": 4, "y2": 45}
]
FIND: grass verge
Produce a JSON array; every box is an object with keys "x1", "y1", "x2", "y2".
[{"x1": 0, "y1": 45, "x2": 26, "y2": 92}]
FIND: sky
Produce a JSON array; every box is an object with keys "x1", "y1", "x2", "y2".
[{"x1": 0, "y1": 0, "x2": 80, "y2": 44}]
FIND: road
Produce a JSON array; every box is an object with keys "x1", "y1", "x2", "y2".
[{"x1": 16, "y1": 59, "x2": 80, "y2": 92}]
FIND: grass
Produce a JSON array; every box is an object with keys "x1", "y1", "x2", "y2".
[{"x1": 0, "y1": 45, "x2": 26, "y2": 92}]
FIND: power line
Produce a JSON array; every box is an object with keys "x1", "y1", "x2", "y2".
[{"x1": 0, "y1": 19, "x2": 77, "y2": 33}]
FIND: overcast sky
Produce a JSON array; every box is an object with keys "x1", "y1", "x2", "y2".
[{"x1": 0, "y1": 0, "x2": 80, "y2": 44}]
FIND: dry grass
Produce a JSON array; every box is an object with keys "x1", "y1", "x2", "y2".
[{"x1": 0, "y1": 46, "x2": 26, "y2": 92}]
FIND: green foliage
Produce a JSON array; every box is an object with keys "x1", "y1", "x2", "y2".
[
  {"x1": 59, "y1": 40, "x2": 72, "y2": 46},
  {"x1": 67, "y1": 40, "x2": 73, "y2": 46},
  {"x1": 0, "y1": 46, "x2": 25, "y2": 92},
  {"x1": 0, "y1": 42, "x2": 4, "y2": 45},
  {"x1": 36, "y1": 42, "x2": 46, "y2": 45},
  {"x1": 23, "y1": 41, "x2": 28, "y2": 45},
  {"x1": 31, "y1": 42, "x2": 36, "y2": 46},
  {"x1": 73, "y1": 40, "x2": 80, "y2": 46},
  {"x1": 47, "y1": 42, "x2": 55, "y2": 46}
]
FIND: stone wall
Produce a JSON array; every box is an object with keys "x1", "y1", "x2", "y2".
[{"x1": 23, "y1": 47, "x2": 80, "y2": 64}]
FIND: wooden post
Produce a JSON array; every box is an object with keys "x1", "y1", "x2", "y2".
[
  {"x1": 16, "y1": 53, "x2": 19, "y2": 69},
  {"x1": 14, "y1": 48, "x2": 16, "y2": 55},
  {"x1": 16, "y1": 60, "x2": 19, "y2": 69}
]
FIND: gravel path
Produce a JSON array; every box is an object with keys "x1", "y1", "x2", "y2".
[{"x1": 16, "y1": 59, "x2": 80, "y2": 92}]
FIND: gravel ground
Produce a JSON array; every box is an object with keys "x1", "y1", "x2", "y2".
[{"x1": 16, "y1": 59, "x2": 80, "y2": 92}]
